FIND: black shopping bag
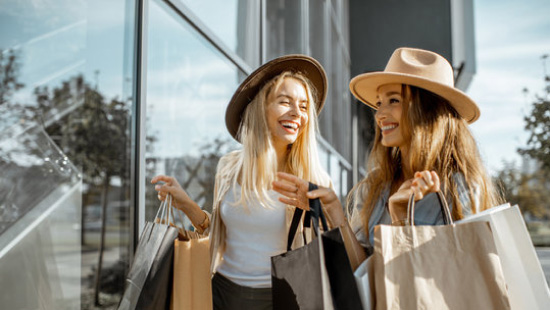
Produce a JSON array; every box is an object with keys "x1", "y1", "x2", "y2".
[
  {"x1": 271, "y1": 183, "x2": 363, "y2": 310},
  {"x1": 118, "y1": 204, "x2": 178, "y2": 310}
]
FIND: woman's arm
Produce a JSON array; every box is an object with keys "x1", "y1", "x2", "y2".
[{"x1": 151, "y1": 175, "x2": 209, "y2": 231}]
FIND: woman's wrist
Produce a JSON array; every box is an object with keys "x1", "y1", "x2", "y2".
[{"x1": 324, "y1": 204, "x2": 346, "y2": 228}]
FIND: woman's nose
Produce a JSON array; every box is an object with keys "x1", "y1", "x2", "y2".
[
  {"x1": 375, "y1": 106, "x2": 386, "y2": 121},
  {"x1": 289, "y1": 102, "x2": 300, "y2": 116}
]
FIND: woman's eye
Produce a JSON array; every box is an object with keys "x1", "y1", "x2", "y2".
[
  {"x1": 375, "y1": 101, "x2": 382, "y2": 108},
  {"x1": 300, "y1": 105, "x2": 307, "y2": 111},
  {"x1": 389, "y1": 98, "x2": 400, "y2": 104},
  {"x1": 280, "y1": 101, "x2": 290, "y2": 105}
]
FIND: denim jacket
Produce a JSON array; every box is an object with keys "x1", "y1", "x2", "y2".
[{"x1": 350, "y1": 173, "x2": 479, "y2": 251}]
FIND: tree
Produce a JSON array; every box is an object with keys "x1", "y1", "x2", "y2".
[
  {"x1": 495, "y1": 160, "x2": 550, "y2": 219},
  {"x1": 499, "y1": 53, "x2": 550, "y2": 220},
  {"x1": 518, "y1": 54, "x2": 550, "y2": 173}
]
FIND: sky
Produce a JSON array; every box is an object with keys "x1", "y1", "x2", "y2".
[{"x1": 467, "y1": 0, "x2": 550, "y2": 175}]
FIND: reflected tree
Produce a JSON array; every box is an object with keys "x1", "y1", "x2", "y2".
[
  {"x1": 0, "y1": 49, "x2": 24, "y2": 107},
  {"x1": 146, "y1": 136, "x2": 236, "y2": 224},
  {"x1": 34, "y1": 75, "x2": 130, "y2": 306}
]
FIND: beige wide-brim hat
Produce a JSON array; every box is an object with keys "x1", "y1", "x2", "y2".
[
  {"x1": 349, "y1": 47, "x2": 480, "y2": 123},
  {"x1": 225, "y1": 54, "x2": 327, "y2": 142}
]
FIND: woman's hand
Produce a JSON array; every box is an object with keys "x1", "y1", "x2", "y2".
[
  {"x1": 272, "y1": 172, "x2": 346, "y2": 227},
  {"x1": 151, "y1": 175, "x2": 193, "y2": 212},
  {"x1": 388, "y1": 170, "x2": 440, "y2": 223},
  {"x1": 151, "y1": 175, "x2": 208, "y2": 230}
]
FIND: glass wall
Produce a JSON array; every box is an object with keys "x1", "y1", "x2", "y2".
[
  {"x1": 173, "y1": 0, "x2": 261, "y2": 68},
  {"x1": 144, "y1": 0, "x2": 242, "y2": 225},
  {"x1": 0, "y1": 0, "x2": 137, "y2": 308}
]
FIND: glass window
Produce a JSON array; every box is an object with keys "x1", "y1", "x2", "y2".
[
  {"x1": 330, "y1": 155, "x2": 342, "y2": 202},
  {"x1": 309, "y1": 0, "x2": 328, "y2": 66},
  {"x1": 265, "y1": 0, "x2": 304, "y2": 60},
  {"x1": 145, "y1": 0, "x2": 241, "y2": 227},
  {"x1": 170, "y1": 0, "x2": 260, "y2": 68},
  {"x1": 0, "y1": 0, "x2": 136, "y2": 308}
]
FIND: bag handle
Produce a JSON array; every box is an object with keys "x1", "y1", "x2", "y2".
[
  {"x1": 286, "y1": 182, "x2": 328, "y2": 251},
  {"x1": 406, "y1": 191, "x2": 453, "y2": 226}
]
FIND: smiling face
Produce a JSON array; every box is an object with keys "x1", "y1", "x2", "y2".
[
  {"x1": 375, "y1": 83, "x2": 407, "y2": 149},
  {"x1": 266, "y1": 77, "x2": 309, "y2": 151}
]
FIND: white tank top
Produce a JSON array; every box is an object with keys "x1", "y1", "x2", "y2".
[{"x1": 216, "y1": 184, "x2": 287, "y2": 288}]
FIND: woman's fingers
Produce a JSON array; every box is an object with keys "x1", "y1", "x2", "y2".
[
  {"x1": 278, "y1": 196, "x2": 309, "y2": 210},
  {"x1": 151, "y1": 175, "x2": 173, "y2": 184},
  {"x1": 430, "y1": 171, "x2": 441, "y2": 192},
  {"x1": 411, "y1": 170, "x2": 441, "y2": 201},
  {"x1": 273, "y1": 173, "x2": 309, "y2": 210},
  {"x1": 276, "y1": 172, "x2": 301, "y2": 183},
  {"x1": 272, "y1": 180, "x2": 300, "y2": 198}
]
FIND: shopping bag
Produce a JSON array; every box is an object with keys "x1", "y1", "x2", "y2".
[
  {"x1": 118, "y1": 200, "x2": 178, "y2": 310},
  {"x1": 354, "y1": 256, "x2": 374, "y2": 310},
  {"x1": 457, "y1": 203, "x2": 550, "y2": 309},
  {"x1": 271, "y1": 183, "x2": 363, "y2": 310},
  {"x1": 372, "y1": 192, "x2": 511, "y2": 310},
  {"x1": 169, "y1": 198, "x2": 212, "y2": 310}
]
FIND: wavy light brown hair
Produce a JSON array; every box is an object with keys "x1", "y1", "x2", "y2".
[{"x1": 350, "y1": 85, "x2": 503, "y2": 236}]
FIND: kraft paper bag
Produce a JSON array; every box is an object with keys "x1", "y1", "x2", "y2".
[
  {"x1": 372, "y1": 192, "x2": 511, "y2": 310},
  {"x1": 171, "y1": 231, "x2": 212, "y2": 310}
]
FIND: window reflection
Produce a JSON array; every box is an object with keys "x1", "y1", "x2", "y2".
[
  {"x1": 171, "y1": 0, "x2": 260, "y2": 68},
  {"x1": 0, "y1": 0, "x2": 135, "y2": 308},
  {"x1": 265, "y1": 0, "x2": 304, "y2": 59},
  {"x1": 146, "y1": 0, "x2": 241, "y2": 226}
]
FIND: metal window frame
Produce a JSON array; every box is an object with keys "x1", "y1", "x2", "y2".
[
  {"x1": 130, "y1": 0, "x2": 149, "y2": 255},
  {"x1": 163, "y1": 0, "x2": 253, "y2": 74}
]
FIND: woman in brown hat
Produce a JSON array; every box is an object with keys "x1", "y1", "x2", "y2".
[
  {"x1": 274, "y1": 47, "x2": 503, "y2": 255},
  {"x1": 152, "y1": 55, "x2": 331, "y2": 309}
]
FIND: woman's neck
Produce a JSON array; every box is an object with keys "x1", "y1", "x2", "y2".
[{"x1": 275, "y1": 144, "x2": 289, "y2": 172}]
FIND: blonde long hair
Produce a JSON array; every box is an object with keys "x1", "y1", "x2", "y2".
[
  {"x1": 350, "y1": 85, "x2": 502, "y2": 235},
  {"x1": 223, "y1": 71, "x2": 328, "y2": 207}
]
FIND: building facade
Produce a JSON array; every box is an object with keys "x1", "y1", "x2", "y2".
[{"x1": 0, "y1": 0, "x2": 473, "y2": 308}]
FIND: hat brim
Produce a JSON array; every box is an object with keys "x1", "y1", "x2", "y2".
[
  {"x1": 225, "y1": 54, "x2": 327, "y2": 142},
  {"x1": 349, "y1": 72, "x2": 480, "y2": 124}
]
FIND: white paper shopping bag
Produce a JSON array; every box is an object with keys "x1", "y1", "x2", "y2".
[
  {"x1": 458, "y1": 204, "x2": 550, "y2": 310},
  {"x1": 354, "y1": 257, "x2": 373, "y2": 310}
]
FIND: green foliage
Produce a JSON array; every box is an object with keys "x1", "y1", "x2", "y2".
[
  {"x1": 518, "y1": 96, "x2": 550, "y2": 173},
  {"x1": 495, "y1": 160, "x2": 550, "y2": 219}
]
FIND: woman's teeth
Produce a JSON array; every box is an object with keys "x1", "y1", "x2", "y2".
[
  {"x1": 381, "y1": 124, "x2": 397, "y2": 131},
  {"x1": 281, "y1": 122, "x2": 298, "y2": 130}
]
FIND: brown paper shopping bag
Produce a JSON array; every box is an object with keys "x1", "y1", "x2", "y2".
[
  {"x1": 171, "y1": 231, "x2": 211, "y2": 310},
  {"x1": 159, "y1": 194, "x2": 212, "y2": 310},
  {"x1": 372, "y1": 192, "x2": 511, "y2": 310}
]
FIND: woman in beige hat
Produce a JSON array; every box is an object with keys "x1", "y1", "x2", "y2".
[
  {"x1": 152, "y1": 54, "x2": 331, "y2": 309},
  {"x1": 274, "y1": 47, "x2": 503, "y2": 255}
]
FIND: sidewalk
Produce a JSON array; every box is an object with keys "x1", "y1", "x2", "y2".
[{"x1": 535, "y1": 247, "x2": 550, "y2": 286}]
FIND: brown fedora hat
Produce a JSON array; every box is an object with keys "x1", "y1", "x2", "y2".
[
  {"x1": 349, "y1": 47, "x2": 480, "y2": 123},
  {"x1": 225, "y1": 54, "x2": 327, "y2": 141}
]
